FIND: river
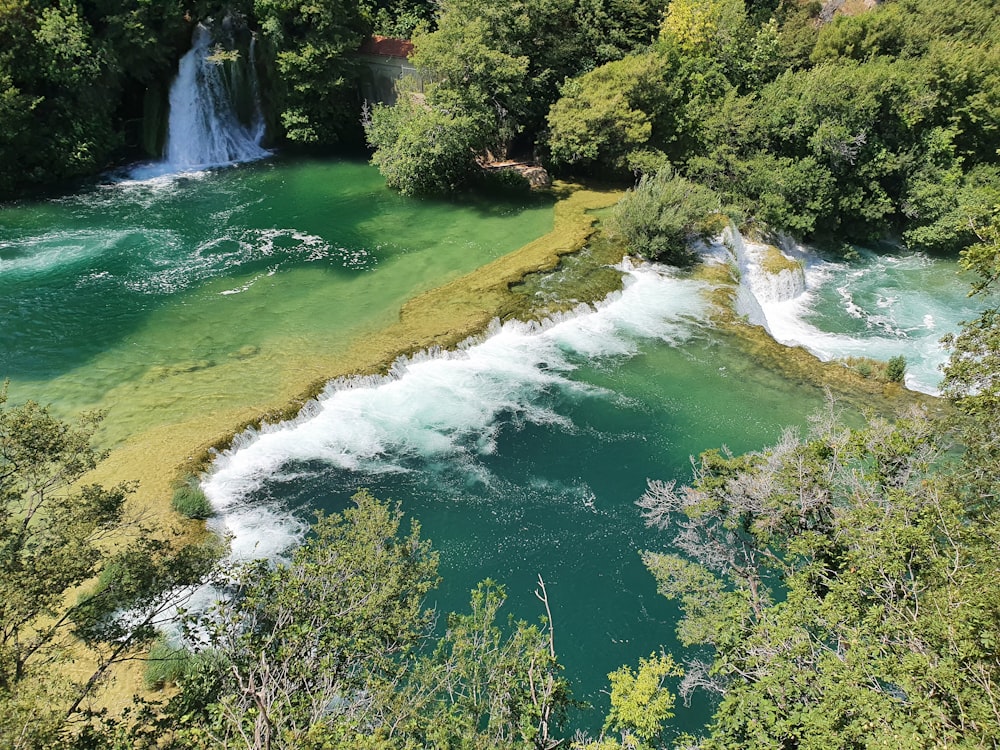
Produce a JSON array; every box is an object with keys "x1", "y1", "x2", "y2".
[{"x1": 0, "y1": 154, "x2": 976, "y2": 734}]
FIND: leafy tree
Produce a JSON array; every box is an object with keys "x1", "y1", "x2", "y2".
[
  {"x1": 397, "y1": 578, "x2": 568, "y2": 750},
  {"x1": 364, "y1": 95, "x2": 483, "y2": 195},
  {"x1": 0, "y1": 0, "x2": 120, "y2": 194},
  {"x1": 636, "y1": 403, "x2": 1000, "y2": 748},
  {"x1": 572, "y1": 653, "x2": 681, "y2": 750},
  {"x1": 0, "y1": 387, "x2": 214, "y2": 749},
  {"x1": 546, "y1": 51, "x2": 676, "y2": 174},
  {"x1": 660, "y1": 0, "x2": 747, "y2": 56},
  {"x1": 571, "y1": 0, "x2": 669, "y2": 69},
  {"x1": 942, "y1": 205, "x2": 1000, "y2": 507},
  {"x1": 176, "y1": 491, "x2": 439, "y2": 749},
  {"x1": 608, "y1": 169, "x2": 721, "y2": 264},
  {"x1": 409, "y1": 0, "x2": 578, "y2": 158},
  {"x1": 166, "y1": 493, "x2": 569, "y2": 749},
  {"x1": 253, "y1": 0, "x2": 369, "y2": 143}
]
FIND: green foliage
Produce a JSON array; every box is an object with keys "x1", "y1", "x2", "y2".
[
  {"x1": 408, "y1": 0, "x2": 567, "y2": 158},
  {"x1": 673, "y1": 0, "x2": 1000, "y2": 243},
  {"x1": 254, "y1": 0, "x2": 369, "y2": 144},
  {"x1": 603, "y1": 653, "x2": 680, "y2": 747},
  {"x1": 638, "y1": 403, "x2": 1000, "y2": 748},
  {"x1": 942, "y1": 206, "x2": 1000, "y2": 506},
  {"x1": 167, "y1": 492, "x2": 569, "y2": 749},
  {"x1": 660, "y1": 0, "x2": 747, "y2": 56},
  {"x1": 570, "y1": 653, "x2": 682, "y2": 750},
  {"x1": 179, "y1": 491, "x2": 439, "y2": 747},
  {"x1": 608, "y1": 169, "x2": 721, "y2": 264},
  {"x1": 365, "y1": 95, "x2": 483, "y2": 195},
  {"x1": 885, "y1": 354, "x2": 906, "y2": 382},
  {"x1": 546, "y1": 51, "x2": 676, "y2": 173},
  {"x1": 398, "y1": 579, "x2": 568, "y2": 749},
  {"x1": 375, "y1": 0, "x2": 674, "y2": 185},
  {"x1": 841, "y1": 355, "x2": 905, "y2": 383},
  {"x1": 0, "y1": 0, "x2": 197, "y2": 195},
  {"x1": 171, "y1": 479, "x2": 213, "y2": 520},
  {"x1": 0, "y1": 386, "x2": 216, "y2": 748},
  {"x1": 145, "y1": 639, "x2": 193, "y2": 689},
  {"x1": 572, "y1": 0, "x2": 669, "y2": 69}
]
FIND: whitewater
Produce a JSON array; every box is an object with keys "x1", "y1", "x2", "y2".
[
  {"x1": 722, "y1": 229, "x2": 978, "y2": 394},
  {"x1": 202, "y1": 261, "x2": 711, "y2": 560}
]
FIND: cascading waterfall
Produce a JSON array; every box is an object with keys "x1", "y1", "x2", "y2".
[
  {"x1": 712, "y1": 224, "x2": 976, "y2": 394},
  {"x1": 163, "y1": 21, "x2": 269, "y2": 170},
  {"x1": 723, "y1": 225, "x2": 808, "y2": 332}
]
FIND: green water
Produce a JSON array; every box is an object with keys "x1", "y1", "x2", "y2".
[
  {"x1": 0, "y1": 157, "x2": 553, "y2": 444},
  {"x1": 201, "y1": 260, "x2": 833, "y2": 735}
]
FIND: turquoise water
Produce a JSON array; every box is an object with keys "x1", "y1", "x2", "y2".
[
  {"x1": 202, "y1": 265, "x2": 831, "y2": 733},
  {"x1": 737, "y1": 243, "x2": 980, "y2": 394},
  {"x1": 0, "y1": 157, "x2": 553, "y2": 443},
  {"x1": 1, "y1": 157, "x2": 975, "y2": 736}
]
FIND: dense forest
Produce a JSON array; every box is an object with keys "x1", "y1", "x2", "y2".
[{"x1": 2, "y1": 0, "x2": 1000, "y2": 747}]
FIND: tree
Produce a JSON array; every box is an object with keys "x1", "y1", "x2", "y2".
[
  {"x1": 176, "y1": 491, "x2": 439, "y2": 749},
  {"x1": 254, "y1": 0, "x2": 369, "y2": 144},
  {"x1": 660, "y1": 0, "x2": 747, "y2": 56},
  {"x1": 942, "y1": 204, "x2": 1000, "y2": 507},
  {"x1": 546, "y1": 51, "x2": 676, "y2": 174},
  {"x1": 572, "y1": 653, "x2": 682, "y2": 750},
  {"x1": 364, "y1": 95, "x2": 483, "y2": 195},
  {"x1": 0, "y1": 386, "x2": 215, "y2": 749},
  {"x1": 157, "y1": 495, "x2": 570, "y2": 750},
  {"x1": 397, "y1": 578, "x2": 568, "y2": 750},
  {"x1": 636, "y1": 403, "x2": 1000, "y2": 748}
]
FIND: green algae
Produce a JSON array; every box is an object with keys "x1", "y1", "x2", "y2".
[{"x1": 759, "y1": 244, "x2": 803, "y2": 275}]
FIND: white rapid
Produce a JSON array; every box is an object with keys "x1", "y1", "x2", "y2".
[
  {"x1": 162, "y1": 22, "x2": 268, "y2": 171},
  {"x1": 718, "y1": 226, "x2": 978, "y2": 394},
  {"x1": 201, "y1": 262, "x2": 711, "y2": 563}
]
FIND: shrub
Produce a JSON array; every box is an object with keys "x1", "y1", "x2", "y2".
[
  {"x1": 608, "y1": 169, "x2": 721, "y2": 264},
  {"x1": 886, "y1": 355, "x2": 906, "y2": 382},
  {"x1": 172, "y1": 480, "x2": 213, "y2": 519},
  {"x1": 145, "y1": 639, "x2": 193, "y2": 689}
]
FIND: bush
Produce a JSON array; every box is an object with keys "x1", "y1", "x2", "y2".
[
  {"x1": 853, "y1": 359, "x2": 873, "y2": 379},
  {"x1": 608, "y1": 169, "x2": 721, "y2": 264},
  {"x1": 172, "y1": 480, "x2": 213, "y2": 519},
  {"x1": 843, "y1": 355, "x2": 906, "y2": 383},
  {"x1": 886, "y1": 355, "x2": 906, "y2": 382}
]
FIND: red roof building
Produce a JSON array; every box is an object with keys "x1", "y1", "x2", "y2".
[{"x1": 358, "y1": 35, "x2": 414, "y2": 59}]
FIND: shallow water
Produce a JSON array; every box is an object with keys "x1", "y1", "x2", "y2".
[{"x1": 0, "y1": 157, "x2": 554, "y2": 444}]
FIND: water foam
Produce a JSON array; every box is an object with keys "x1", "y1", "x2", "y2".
[
  {"x1": 202, "y1": 262, "x2": 711, "y2": 563},
  {"x1": 719, "y1": 228, "x2": 977, "y2": 395},
  {"x1": 164, "y1": 23, "x2": 269, "y2": 170}
]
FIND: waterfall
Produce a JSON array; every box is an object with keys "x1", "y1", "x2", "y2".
[
  {"x1": 723, "y1": 225, "x2": 808, "y2": 333},
  {"x1": 163, "y1": 22, "x2": 269, "y2": 170}
]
